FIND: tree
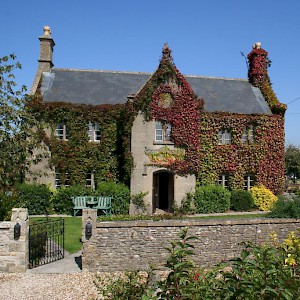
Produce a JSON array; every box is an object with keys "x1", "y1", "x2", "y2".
[
  {"x1": 0, "y1": 54, "x2": 45, "y2": 191},
  {"x1": 285, "y1": 144, "x2": 300, "y2": 183}
]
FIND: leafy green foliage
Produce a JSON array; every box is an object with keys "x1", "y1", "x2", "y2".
[
  {"x1": 97, "y1": 213, "x2": 183, "y2": 222},
  {"x1": 0, "y1": 54, "x2": 46, "y2": 191},
  {"x1": 285, "y1": 144, "x2": 300, "y2": 181},
  {"x1": 96, "y1": 271, "x2": 149, "y2": 299},
  {"x1": 12, "y1": 183, "x2": 53, "y2": 215},
  {"x1": 268, "y1": 194, "x2": 300, "y2": 218},
  {"x1": 230, "y1": 189, "x2": 254, "y2": 211},
  {"x1": 156, "y1": 228, "x2": 198, "y2": 299},
  {"x1": 194, "y1": 185, "x2": 231, "y2": 213},
  {"x1": 131, "y1": 191, "x2": 149, "y2": 214},
  {"x1": 0, "y1": 193, "x2": 14, "y2": 221},
  {"x1": 96, "y1": 181, "x2": 130, "y2": 215}
]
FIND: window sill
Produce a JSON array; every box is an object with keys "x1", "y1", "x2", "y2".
[{"x1": 153, "y1": 141, "x2": 174, "y2": 145}]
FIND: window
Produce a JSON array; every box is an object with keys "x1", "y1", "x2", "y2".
[
  {"x1": 55, "y1": 172, "x2": 70, "y2": 189},
  {"x1": 218, "y1": 130, "x2": 231, "y2": 145},
  {"x1": 218, "y1": 174, "x2": 229, "y2": 188},
  {"x1": 55, "y1": 123, "x2": 69, "y2": 140},
  {"x1": 241, "y1": 126, "x2": 254, "y2": 143},
  {"x1": 244, "y1": 174, "x2": 255, "y2": 190},
  {"x1": 86, "y1": 171, "x2": 96, "y2": 189},
  {"x1": 155, "y1": 121, "x2": 172, "y2": 142},
  {"x1": 88, "y1": 122, "x2": 100, "y2": 142}
]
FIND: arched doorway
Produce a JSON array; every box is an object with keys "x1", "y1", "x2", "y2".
[{"x1": 153, "y1": 171, "x2": 174, "y2": 213}]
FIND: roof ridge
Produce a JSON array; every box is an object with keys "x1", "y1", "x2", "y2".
[
  {"x1": 185, "y1": 74, "x2": 247, "y2": 81},
  {"x1": 51, "y1": 68, "x2": 152, "y2": 75},
  {"x1": 51, "y1": 68, "x2": 247, "y2": 81}
]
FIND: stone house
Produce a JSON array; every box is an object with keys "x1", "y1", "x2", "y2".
[{"x1": 29, "y1": 26, "x2": 286, "y2": 214}]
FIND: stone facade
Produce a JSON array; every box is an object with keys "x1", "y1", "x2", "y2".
[
  {"x1": 130, "y1": 113, "x2": 196, "y2": 214},
  {"x1": 0, "y1": 208, "x2": 29, "y2": 273},
  {"x1": 82, "y1": 210, "x2": 300, "y2": 272}
]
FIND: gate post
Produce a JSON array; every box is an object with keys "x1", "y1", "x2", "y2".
[
  {"x1": 10, "y1": 208, "x2": 29, "y2": 272},
  {"x1": 81, "y1": 209, "x2": 97, "y2": 272}
]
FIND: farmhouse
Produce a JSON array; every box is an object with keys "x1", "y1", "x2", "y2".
[{"x1": 29, "y1": 26, "x2": 286, "y2": 214}]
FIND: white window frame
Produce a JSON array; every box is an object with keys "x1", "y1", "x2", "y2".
[
  {"x1": 88, "y1": 122, "x2": 100, "y2": 142},
  {"x1": 218, "y1": 174, "x2": 229, "y2": 188},
  {"x1": 244, "y1": 174, "x2": 255, "y2": 191},
  {"x1": 241, "y1": 126, "x2": 254, "y2": 143},
  {"x1": 55, "y1": 172, "x2": 70, "y2": 189},
  {"x1": 86, "y1": 171, "x2": 96, "y2": 189},
  {"x1": 218, "y1": 130, "x2": 231, "y2": 145},
  {"x1": 55, "y1": 123, "x2": 69, "y2": 141},
  {"x1": 155, "y1": 121, "x2": 172, "y2": 142}
]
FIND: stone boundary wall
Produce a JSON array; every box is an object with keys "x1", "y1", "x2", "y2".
[
  {"x1": 81, "y1": 210, "x2": 300, "y2": 272},
  {"x1": 0, "y1": 208, "x2": 29, "y2": 273}
]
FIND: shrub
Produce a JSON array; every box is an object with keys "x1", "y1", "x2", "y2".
[
  {"x1": 268, "y1": 194, "x2": 300, "y2": 218},
  {"x1": 52, "y1": 185, "x2": 92, "y2": 215},
  {"x1": 250, "y1": 184, "x2": 278, "y2": 211},
  {"x1": 194, "y1": 185, "x2": 231, "y2": 213},
  {"x1": 175, "y1": 192, "x2": 196, "y2": 215},
  {"x1": 0, "y1": 193, "x2": 15, "y2": 221},
  {"x1": 131, "y1": 191, "x2": 149, "y2": 214},
  {"x1": 96, "y1": 181, "x2": 130, "y2": 215},
  {"x1": 230, "y1": 189, "x2": 254, "y2": 211},
  {"x1": 13, "y1": 183, "x2": 53, "y2": 215}
]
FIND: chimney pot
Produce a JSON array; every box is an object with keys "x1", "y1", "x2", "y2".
[{"x1": 43, "y1": 26, "x2": 51, "y2": 36}]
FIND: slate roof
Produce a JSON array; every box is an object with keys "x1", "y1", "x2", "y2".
[{"x1": 40, "y1": 68, "x2": 272, "y2": 115}]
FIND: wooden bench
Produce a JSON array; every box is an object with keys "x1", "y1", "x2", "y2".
[
  {"x1": 93, "y1": 196, "x2": 112, "y2": 215},
  {"x1": 72, "y1": 196, "x2": 112, "y2": 216},
  {"x1": 72, "y1": 196, "x2": 88, "y2": 217}
]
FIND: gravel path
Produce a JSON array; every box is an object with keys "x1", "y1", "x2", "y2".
[{"x1": 0, "y1": 273, "x2": 102, "y2": 300}]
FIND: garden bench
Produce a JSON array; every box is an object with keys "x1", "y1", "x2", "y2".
[
  {"x1": 93, "y1": 196, "x2": 112, "y2": 215},
  {"x1": 72, "y1": 196, "x2": 88, "y2": 216}
]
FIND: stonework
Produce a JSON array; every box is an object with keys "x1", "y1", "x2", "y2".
[
  {"x1": 82, "y1": 214, "x2": 300, "y2": 272},
  {"x1": 0, "y1": 208, "x2": 29, "y2": 273}
]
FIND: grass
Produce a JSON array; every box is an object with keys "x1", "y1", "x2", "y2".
[{"x1": 30, "y1": 216, "x2": 82, "y2": 254}]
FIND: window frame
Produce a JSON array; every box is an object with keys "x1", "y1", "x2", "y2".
[
  {"x1": 55, "y1": 123, "x2": 69, "y2": 141},
  {"x1": 88, "y1": 122, "x2": 101, "y2": 142},
  {"x1": 244, "y1": 174, "x2": 255, "y2": 191},
  {"x1": 55, "y1": 172, "x2": 70, "y2": 189},
  {"x1": 155, "y1": 121, "x2": 173, "y2": 143},
  {"x1": 218, "y1": 174, "x2": 229, "y2": 188},
  {"x1": 241, "y1": 126, "x2": 254, "y2": 143},
  {"x1": 86, "y1": 170, "x2": 96, "y2": 189},
  {"x1": 218, "y1": 129, "x2": 231, "y2": 145}
]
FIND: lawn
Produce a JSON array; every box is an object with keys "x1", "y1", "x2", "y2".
[{"x1": 30, "y1": 216, "x2": 82, "y2": 254}]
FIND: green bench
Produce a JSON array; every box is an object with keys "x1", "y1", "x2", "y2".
[{"x1": 72, "y1": 196, "x2": 112, "y2": 216}]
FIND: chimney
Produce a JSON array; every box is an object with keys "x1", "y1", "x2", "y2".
[
  {"x1": 30, "y1": 26, "x2": 55, "y2": 94},
  {"x1": 247, "y1": 42, "x2": 269, "y2": 87}
]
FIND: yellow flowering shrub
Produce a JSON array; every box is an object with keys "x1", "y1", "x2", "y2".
[{"x1": 250, "y1": 184, "x2": 278, "y2": 211}]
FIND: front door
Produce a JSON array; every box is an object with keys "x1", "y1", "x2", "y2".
[{"x1": 153, "y1": 171, "x2": 174, "y2": 213}]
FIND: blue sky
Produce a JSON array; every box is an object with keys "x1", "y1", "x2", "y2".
[{"x1": 2, "y1": 0, "x2": 300, "y2": 146}]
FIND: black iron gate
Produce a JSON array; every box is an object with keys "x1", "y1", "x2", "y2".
[{"x1": 29, "y1": 219, "x2": 64, "y2": 269}]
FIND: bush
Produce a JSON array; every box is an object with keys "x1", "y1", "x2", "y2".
[
  {"x1": 268, "y1": 194, "x2": 300, "y2": 218},
  {"x1": 230, "y1": 189, "x2": 254, "y2": 211},
  {"x1": 96, "y1": 181, "x2": 130, "y2": 215},
  {"x1": 250, "y1": 184, "x2": 278, "y2": 211},
  {"x1": 13, "y1": 183, "x2": 53, "y2": 215},
  {"x1": 52, "y1": 185, "x2": 92, "y2": 215},
  {"x1": 175, "y1": 192, "x2": 196, "y2": 214},
  {"x1": 0, "y1": 193, "x2": 15, "y2": 221},
  {"x1": 194, "y1": 185, "x2": 231, "y2": 213}
]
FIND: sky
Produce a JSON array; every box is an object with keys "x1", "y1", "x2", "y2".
[{"x1": 2, "y1": 0, "x2": 300, "y2": 146}]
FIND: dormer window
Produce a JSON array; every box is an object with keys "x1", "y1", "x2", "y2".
[
  {"x1": 88, "y1": 122, "x2": 100, "y2": 142},
  {"x1": 55, "y1": 123, "x2": 69, "y2": 141},
  {"x1": 218, "y1": 129, "x2": 231, "y2": 145},
  {"x1": 155, "y1": 121, "x2": 172, "y2": 142},
  {"x1": 241, "y1": 126, "x2": 254, "y2": 143}
]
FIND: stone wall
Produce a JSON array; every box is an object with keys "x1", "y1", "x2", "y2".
[
  {"x1": 82, "y1": 210, "x2": 300, "y2": 272},
  {"x1": 0, "y1": 208, "x2": 29, "y2": 273}
]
